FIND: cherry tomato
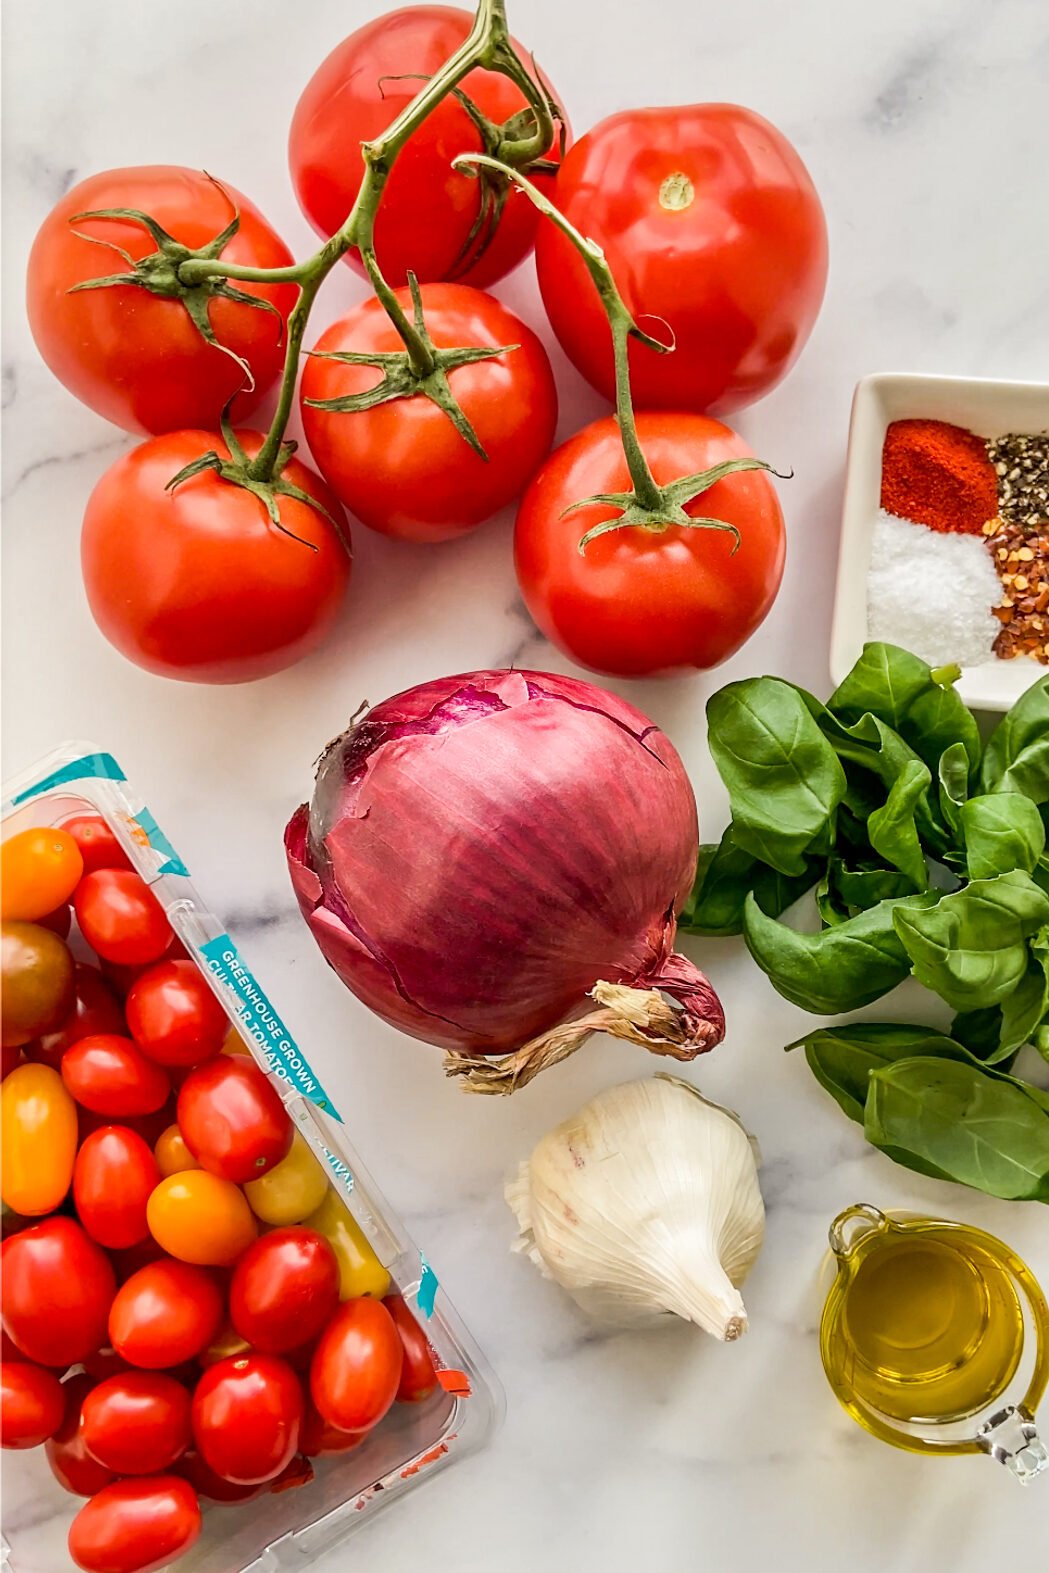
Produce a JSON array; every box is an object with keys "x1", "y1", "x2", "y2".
[
  {"x1": 198, "y1": 1320, "x2": 252, "y2": 1370},
  {"x1": 1, "y1": 827, "x2": 84, "y2": 921},
  {"x1": 1, "y1": 920, "x2": 75, "y2": 1047},
  {"x1": 67, "y1": 1475, "x2": 202, "y2": 1573},
  {"x1": 385, "y1": 1294, "x2": 440, "y2": 1403},
  {"x1": 98, "y1": 936, "x2": 187, "y2": 998},
  {"x1": 28, "y1": 964, "x2": 126, "y2": 1068},
  {"x1": 303, "y1": 1188, "x2": 390, "y2": 1301},
  {"x1": 289, "y1": 6, "x2": 566, "y2": 289},
  {"x1": 109, "y1": 1259, "x2": 223, "y2": 1370},
  {"x1": 176, "y1": 1447, "x2": 265, "y2": 1503},
  {"x1": 298, "y1": 1400, "x2": 366, "y2": 1457},
  {"x1": 192, "y1": 1354, "x2": 303, "y2": 1484},
  {"x1": 1, "y1": 1360, "x2": 65, "y2": 1447},
  {"x1": 177, "y1": 1055, "x2": 291, "y2": 1182},
  {"x1": 147, "y1": 1170, "x2": 257, "y2": 1267},
  {"x1": 1, "y1": 1062, "x2": 78, "y2": 1215},
  {"x1": 230, "y1": 1229, "x2": 339, "y2": 1355},
  {"x1": 28, "y1": 166, "x2": 297, "y2": 437},
  {"x1": 63, "y1": 1035, "x2": 170, "y2": 1117},
  {"x1": 38, "y1": 904, "x2": 73, "y2": 937},
  {"x1": 74, "y1": 870, "x2": 172, "y2": 966},
  {"x1": 2, "y1": 1218, "x2": 116, "y2": 1367},
  {"x1": 301, "y1": 284, "x2": 556, "y2": 543},
  {"x1": 46, "y1": 1373, "x2": 117, "y2": 1496},
  {"x1": 126, "y1": 960, "x2": 228, "y2": 1067},
  {"x1": 243, "y1": 1130, "x2": 328, "y2": 1225},
  {"x1": 310, "y1": 1298, "x2": 402, "y2": 1434},
  {"x1": 2, "y1": 1043, "x2": 22, "y2": 1080},
  {"x1": 63, "y1": 815, "x2": 132, "y2": 875},
  {"x1": 154, "y1": 1124, "x2": 199, "y2": 1178},
  {"x1": 514, "y1": 413, "x2": 786, "y2": 676},
  {"x1": 107, "y1": 1239, "x2": 168, "y2": 1287},
  {"x1": 81, "y1": 1372, "x2": 192, "y2": 1475},
  {"x1": 536, "y1": 104, "x2": 828, "y2": 413},
  {"x1": 74, "y1": 1126, "x2": 160, "y2": 1249}
]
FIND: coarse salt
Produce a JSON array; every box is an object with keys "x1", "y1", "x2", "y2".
[{"x1": 867, "y1": 509, "x2": 1001, "y2": 668}]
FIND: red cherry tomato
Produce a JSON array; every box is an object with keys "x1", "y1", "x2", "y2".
[
  {"x1": 107, "y1": 1238, "x2": 168, "y2": 1286},
  {"x1": 2, "y1": 1218, "x2": 116, "y2": 1367},
  {"x1": 1, "y1": 1361, "x2": 65, "y2": 1447},
  {"x1": 176, "y1": 1448, "x2": 266, "y2": 1503},
  {"x1": 385, "y1": 1294, "x2": 440, "y2": 1403},
  {"x1": 536, "y1": 104, "x2": 827, "y2": 414},
  {"x1": 27, "y1": 965, "x2": 125, "y2": 1069},
  {"x1": 99, "y1": 937, "x2": 187, "y2": 998},
  {"x1": 73, "y1": 1126, "x2": 160, "y2": 1249},
  {"x1": 191, "y1": 1354, "x2": 303, "y2": 1484},
  {"x1": 28, "y1": 165, "x2": 297, "y2": 437},
  {"x1": 289, "y1": 6, "x2": 566, "y2": 290},
  {"x1": 177, "y1": 1055, "x2": 291, "y2": 1183},
  {"x1": 514, "y1": 413, "x2": 786, "y2": 676},
  {"x1": 126, "y1": 961, "x2": 229, "y2": 1067},
  {"x1": 298, "y1": 1400, "x2": 366, "y2": 1458},
  {"x1": 74, "y1": 871, "x2": 172, "y2": 966},
  {"x1": 37, "y1": 904, "x2": 73, "y2": 938},
  {"x1": 67, "y1": 1475, "x2": 201, "y2": 1573},
  {"x1": 301, "y1": 284, "x2": 556, "y2": 543},
  {"x1": 310, "y1": 1298, "x2": 402, "y2": 1434},
  {"x1": 46, "y1": 1373, "x2": 116, "y2": 1497},
  {"x1": 63, "y1": 815, "x2": 132, "y2": 875},
  {"x1": 62, "y1": 1035, "x2": 170, "y2": 1117},
  {"x1": 230, "y1": 1228, "x2": 339, "y2": 1355},
  {"x1": 109, "y1": 1260, "x2": 223, "y2": 1369},
  {"x1": 81, "y1": 1372, "x2": 192, "y2": 1475},
  {"x1": 82, "y1": 429, "x2": 351, "y2": 684}
]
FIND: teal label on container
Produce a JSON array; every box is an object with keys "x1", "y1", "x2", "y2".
[
  {"x1": 200, "y1": 935, "x2": 340, "y2": 1120},
  {"x1": 12, "y1": 751, "x2": 125, "y2": 805},
  {"x1": 133, "y1": 807, "x2": 189, "y2": 877},
  {"x1": 417, "y1": 1254, "x2": 439, "y2": 1319}
]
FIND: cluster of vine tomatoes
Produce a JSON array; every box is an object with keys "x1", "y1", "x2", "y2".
[
  {"x1": 26, "y1": 2, "x2": 827, "y2": 684},
  {"x1": 1, "y1": 819, "x2": 438, "y2": 1573}
]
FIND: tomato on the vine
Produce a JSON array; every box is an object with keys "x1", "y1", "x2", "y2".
[
  {"x1": 73, "y1": 1126, "x2": 160, "y2": 1249},
  {"x1": 289, "y1": 6, "x2": 566, "y2": 289},
  {"x1": 27, "y1": 166, "x2": 297, "y2": 436},
  {"x1": 536, "y1": 105, "x2": 827, "y2": 413},
  {"x1": 74, "y1": 871, "x2": 172, "y2": 967},
  {"x1": 81, "y1": 429, "x2": 351, "y2": 683},
  {"x1": 126, "y1": 961, "x2": 228, "y2": 1068},
  {"x1": 109, "y1": 1260, "x2": 223, "y2": 1369},
  {"x1": 515, "y1": 413, "x2": 786, "y2": 676},
  {"x1": 2, "y1": 1217, "x2": 116, "y2": 1368},
  {"x1": 67, "y1": 1475, "x2": 202, "y2": 1573},
  {"x1": 1, "y1": 1361, "x2": 65, "y2": 1448},
  {"x1": 310, "y1": 1297, "x2": 402, "y2": 1434},
  {"x1": 300, "y1": 284, "x2": 556, "y2": 542},
  {"x1": 192, "y1": 1354, "x2": 303, "y2": 1484},
  {"x1": 80, "y1": 1372, "x2": 192, "y2": 1475},
  {"x1": 177, "y1": 1055, "x2": 291, "y2": 1183}
]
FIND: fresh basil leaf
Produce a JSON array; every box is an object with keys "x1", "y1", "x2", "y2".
[
  {"x1": 961, "y1": 793, "x2": 1046, "y2": 879},
  {"x1": 938, "y1": 741, "x2": 971, "y2": 836},
  {"x1": 706, "y1": 679, "x2": 847, "y2": 876},
  {"x1": 1035, "y1": 1024, "x2": 1049, "y2": 1065},
  {"x1": 868, "y1": 760, "x2": 931, "y2": 891},
  {"x1": 950, "y1": 1006, "x2": 1005, "y2": 1059},
  {"x1": 833, "y1": 863, "x2": 916, "y2": 909},
  {"x1": 818, "y1": 709, "x2": 945, "y2": 849},
  {"x1": 893, "y1": 871, "x2": 1049, "y2": 1012},
  {"x1": 899, "y1": 682, "x2": 981, "y2": 776},
  {"x1": 679, "y1": 829, "x2": 817, "y2": 936},
  {"x1": 742, "y1": 891, "x2": 937, "y2": 1013},
  {"x1": 981, "y1": 676, "x2": 1049, "y2": 803},
  {"x1": 828, "y1": 643, "x2": 939, "y2": 728},
  {"x1": 864, "y1": 1056, "x2": 1049, "y2": 1201},
  {"x1": 997, "y1": 945, "x2": 1049, "y2": 1061},
  {"x1": 788, "y1": 1022, "x2": 973, "y2": 1124},
  {"x1": 815, "y1": 868, "x2": 848, "y2": 926},
  {"x1": 1034, "y1": 856, "x2": 1049, "y2": 897}
]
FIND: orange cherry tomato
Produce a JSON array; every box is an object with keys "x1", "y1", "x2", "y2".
[
  {"x1": 153, "y1": 1124, "x2": 199, "y2": 1178},
  {"x1": 1, "y1": 828, "x2": 84, "y2": 922},
  {"x1": 146, "y1": 1171, "x2": 257, "y2": 1267},
  {"x1": 1, "y1": 1062, "x2": 78, "y2": 1215}
]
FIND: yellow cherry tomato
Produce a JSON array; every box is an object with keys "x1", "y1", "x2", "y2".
[
  {"x1": 147, "y1": 1170, "x2": 257, "y2": 1266},
  {"x1": 153, "y1": 1123, "x2": 200, "y2": 1178},
  {"x1": 303, "y1": 1187, "x2": 390, "y2": 1300},
  {"x1": 1, "y1": 828, "x2": 84, "y2": 921},
  {"x1": 243, "y1": 1130, "x2": 329, "y2": 1226},
  {"x1": 1, "y1": 1062, "x2": 78, "y2": 1215},
  {"x1": 199, "y1": 1319, "x2": 252, "y2": 1368},
  {"x1": 222, "y1": 1027, "x2": 252, "y2": 1056}
]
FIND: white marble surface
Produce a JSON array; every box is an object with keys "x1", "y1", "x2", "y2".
[{"x1": 3, "y1": 0, "x2": 1049, "y2": 1569}]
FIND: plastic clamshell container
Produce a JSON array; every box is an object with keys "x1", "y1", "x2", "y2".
[
  {"x1": 830, "y1": 371, "x2": 1049, "y2": 713},
  {"x1": 1, "y1": 745, "x2": 502, "y2": 1573}
]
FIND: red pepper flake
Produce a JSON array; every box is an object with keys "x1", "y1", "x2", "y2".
[{"x1": 881, "y1": 418, "x2": 998, "y2": 535}]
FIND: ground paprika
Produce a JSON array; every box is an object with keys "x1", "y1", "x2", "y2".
[{"x1": 880, "y1": 418, "x2": 998, "y2": 535}]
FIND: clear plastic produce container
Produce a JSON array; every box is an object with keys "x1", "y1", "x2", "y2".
[{"x1": 1, "y1": 745, "x2": 502, "y2": 1573}]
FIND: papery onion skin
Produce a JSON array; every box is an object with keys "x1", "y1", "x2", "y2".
[{"x1": 285, "y1": 670, "x2": 724, "y2": 1058}]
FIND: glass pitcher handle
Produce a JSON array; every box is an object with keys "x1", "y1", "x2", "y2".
[{"x1": 977, "y1": 1406, "x2": 1049, "y2": 1482}]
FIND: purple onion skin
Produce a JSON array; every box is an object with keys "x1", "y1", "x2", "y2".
[{"x1": 286, "y1": 670, "x2": 722, "y2": 1056}]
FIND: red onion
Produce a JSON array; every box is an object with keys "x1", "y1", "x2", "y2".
[{"x1": 285, "y1": 670, "x2": 724, "y2": 1092}]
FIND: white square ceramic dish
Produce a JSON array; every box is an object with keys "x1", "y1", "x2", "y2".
[{"x1": 830, "y1": 372, "x2": 1049, "y2": 712}]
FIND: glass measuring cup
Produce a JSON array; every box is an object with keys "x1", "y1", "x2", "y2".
[{"x1": 820, "y1": 1204, "x2": 1049, "y2": 1481}]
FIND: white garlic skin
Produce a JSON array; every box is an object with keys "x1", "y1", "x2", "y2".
[{"x1": 506, "y1": 1075, "x2": 764, "y2": 1341}]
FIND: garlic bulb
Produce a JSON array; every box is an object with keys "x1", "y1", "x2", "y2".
[{"x1": 506, "y1": 1075, "x2": 764, "y2": 1340}]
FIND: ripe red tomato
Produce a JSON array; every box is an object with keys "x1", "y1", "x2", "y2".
[
  {"x1": 46, "y1": 1374, "x2": 117, "y2": 1497},
  {"x1": 301, "y1": 284, "x2": 556, "y2": 542},
  {"x1": 192, "y1": 1354, "x2": 303, "y2": 1484},
  {"x1": 109, "y1": 1260, "x2": 223, "y2": 1369},
  {"x1": 37, "y1": 905, "x2": 73, "y2": 938},
  {"x1": 81, "y1": 1372, "x2": 192, "y2": 1475},
  {"x1": 63, "y1": 815, "x2": 132, "y2": 875},
  {"x1": 289, "y1": 6, "x2": 565, "y2": 289},
  {"x1": 536, "y1": 105, "x2": 827, "y2": 413},
  {"x1": 385, "y1": 1294, "x2": 439, "y2": 1403},
  {"x1": 67, "y1": 1475, "x2": 201, "y2": 1573},
  {"x1": 74, "y1": 871, "x2": 173, "y2": 966},
  {"x1": 514, "y1": 413, "x2": 786, "y2": 676},
  {"x1": 98, "y1": 936, "x2": 186, "y2": 999},
  {"x1": 230, "y1": 1229, "x2": 339, "y2": 1355},
  {"x1": 126, "y1": 961, "x2": 228, "y2": 1068},
  {"x1": 2, "y1": 1218, "x2": 116, "y2": 1367},
  {"x1": 310, "y1": 1298, "x2": 402, "y2": 1434},
  {"x1": 27, "y1": 965, "x2": 125, "y2": 1068},
  {"x1": 298, "y1": 1400, "x2": 366, "y2": 1457},
  {"x1": 177, "y1": 1448, "x2": 266, "y2": 1503},
  {"x1": 177, "y1": 1055, "x2": 291, "y2": 1183},
  {"x1": 81, "y1": 428, "x2": 351, "y2": 683},
  {"x1": 74, "y1": 1126, "x2": 160, "y2": 1249},
  {"x1": 1, "y1": 1361, "x2": 65, "y2": 1447},
  {"x1": 27, "y1": 166, "x2": 297, "y2": 436},
  {"x1": 62, "y1": 1035, "x2": 170, "y2": 1117}
]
